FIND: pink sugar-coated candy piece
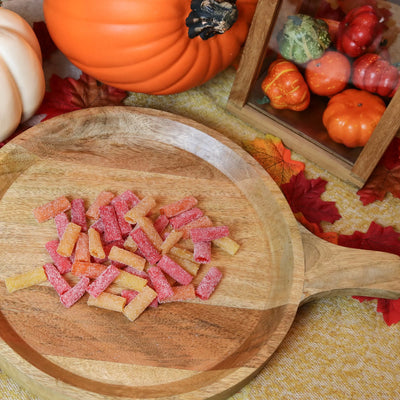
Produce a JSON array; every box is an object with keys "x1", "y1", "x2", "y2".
[
  {"x1": 169, "y1": 207, "x2": 203, "y2": 230},
  {"x1": 112, "y1": 199, "x2": 132, "y2": 237},
  {"x1": 134, "y1": 247, "x2": 146, "y2": 259},
  {"x1": 153, "y1": 214, "x2": 170, "y2": 235},
  {"x1": 112, "y1": 190, "x2": 140, "y2": 209},
  {"x1": 45, "y1": 240, "x2": 72, "y2": 274},
  {"x1": 99, "y1": 205, "x2": 122, "y2": 243},
  {"x1": 157, "y1": 255, "x2": 193, "y2": 286},
  {"x1": 178, "y1": 215, "x2": 213, "y2": 239},
  {"x1": 121, "y1": 289, "x2": 139, "y2": 304},
  {"x1": 43, "y1": 263, "x2": 71, "y2": 295},
  {"x1": 54, "y1": 213, "x2": 69, "y2": 239},
  {"x1": 130, "y1": 227, "x2": 162, "y2": 265},
  {"x1": 124, "y1": 266, "x2": 149, "y2": 280},
  {"x1": 190, "y1": 226, "x2": 229, "y2": 243},
  {"x1": 90, "y1": 219, "x2": 104, "y2": 234},
  {"x1": 195, "y1": 267, "x2": 223, "y2": 300},
  {"x1": 193, "y1": 241, "x2": 212, "y2": 264},
  {"x1": 71, "y1": 198, "x2": 88, "y2": 232},
  {"x1": 60, "y1": 276, "x2": 90, "y2": 308},
  {"x1": 147, "y1": 266, "x2": 174, "y2": 301},
  {"x1": 86, "y1": 264, "x2": 120, "y2": 298}
]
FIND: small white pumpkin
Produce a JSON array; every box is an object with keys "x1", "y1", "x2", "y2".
[{"x1": 0, "y1": 8, "x2": 45, "y2": 141}]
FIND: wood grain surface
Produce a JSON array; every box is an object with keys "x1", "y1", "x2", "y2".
[
  {"x1": 2, "y1": 106, "x2": 400, "y2": 400},
  {"x1": 0, "y1": 107, "x2": 304, "y2": 400}
]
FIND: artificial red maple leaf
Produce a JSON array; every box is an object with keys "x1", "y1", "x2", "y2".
[
  {"x1": 346, "y1": 222, "x2": 400, "y2": 325},
  {"x1": 353, "y1": 297, "x2": 400, "y2": 326},
  {"x1": 280, "y1": 170, "x2": 341, "y2": 226},
  {"x1": 357, "y1": 165, "x2": 400, "y2": 205},
  {"x1": 376, "y1": 298, "x2": 400, "y2": 326},
  {"x1": 381, "y1": 137, "x2": 400, "y2": 170},
  {"x1": 243, "y1": 136, "x2": 305, "y2": 186},
  {"x1": 33, "y1": 21, "x2": 58, "y2": 61},
  {"x1": 338, "y1": 221, "x2": 400, "y2": 256},
  {"x1": 37, "y1": 73, "x2": 128, "y2": 120},
  {"x1": 357, "y1": 138, "x2": 400, "y2": 205}
]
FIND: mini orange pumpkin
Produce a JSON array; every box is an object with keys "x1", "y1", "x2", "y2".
[
  {"x1": 43, "y1": 0, "x2": 257, "y2": 95},
  {"x1": 305, "y1": 50, "x2": 351, "y2": 97},
  {"x1": 322, "y1": 88, "x2": 386, "y2": 147},
  {"x1": 261, "y1": 59, "x2": 310, "y2": 111}
]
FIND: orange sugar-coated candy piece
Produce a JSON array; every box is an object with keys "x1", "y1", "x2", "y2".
[
  {"x1": 124, "y1": 196, "x2": 156, "y2": 224},
  {"x1": 71, "y1": 261, "x2": 107, "y2": 279},
  {"x1": 160, "y1": 230, "x2": 183, "y2": 254},
  {"x1": 113, "y1": 270, "x2": 148, "y2": 292},
  {"x1": 88, "y1": 227, "x2": 106, "y2": 259},
  {"x1": 123, "y1": 285, "x2": 157, "y2": 321},
  {"x1": 135, "y1": 216, "x2": 163, "y2": 250},
  {"x1": 159, "y1": 196, "x2": 198, "y2": 218},
  {"x1": 169, "y1": 254, "x2": 200, "y2": 276},
  {"x1": 159, "y1": 284, "x2": 196, "y2": 303},
  {"x1": 57, "y1": 222, "x2": 82, "y2": 257},
  {"x1": 74, "y1": 233, "x2": 90, "y2": 262},
  {"x1": 33, "y1": 196, "x2": 71, "y2": 223},
  {"x1": 87, "y1": 292, "x2": 127, "y2": 313},
  {"x1": 86, "y1": 191, "x2": 115, "y2": 220},
  {"x1": 108, "y1": 246, "x2": 146, "y2": 271}
]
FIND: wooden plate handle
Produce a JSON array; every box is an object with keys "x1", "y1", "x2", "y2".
[{"x1": 300, "y1": 224, "x2": 400, "y2": 304}]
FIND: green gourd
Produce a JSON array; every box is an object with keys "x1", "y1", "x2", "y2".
[{"x1": 277, "y1": 14, "x2": 331, "y2": 64}]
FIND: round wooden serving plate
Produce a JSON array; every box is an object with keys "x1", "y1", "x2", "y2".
[{"x1": 0, "y1": 107, "x2": 400, "y2": 400}]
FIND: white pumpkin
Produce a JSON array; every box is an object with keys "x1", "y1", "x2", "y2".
[{"x1": 0, "y1": 8, "x2": 45, "y2": 141}]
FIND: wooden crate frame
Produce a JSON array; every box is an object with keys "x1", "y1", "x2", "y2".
[{"x1": 227, "y1": 0, "x2": 400, "y2": 187}]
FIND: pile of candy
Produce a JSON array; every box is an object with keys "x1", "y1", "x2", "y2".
[{"x1": 5, "y1": 190, "x2": 239, "y2": 322}]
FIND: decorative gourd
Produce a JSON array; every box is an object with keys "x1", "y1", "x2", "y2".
[
  {"x1": 336, "y1": 5, "x2": 380, "y2": 58},
  {"x1": 305, "y1": 50, "x2": 351, "y2": 97},
  {"x1": 0, "y1": 7, "x2": 45, "y2": 141},
  {"x1": 43, "y1": 0, "x2": 258, "y2": 95},
  {"x1": 322, "y1": 88, "x2": 386, "y2": 148},
  {"x1": 352, "y1": 53, "x2": 399, "y2": 98},
  {"x1": 261, "y1": 59, "x2": 310, "y2": 111},
  {"x1": 277, "y1": 14, "x2": 331, "y2": 64}
]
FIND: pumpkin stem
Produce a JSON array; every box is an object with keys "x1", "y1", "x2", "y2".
[
  {"x1": 186, "y1": 0, "x2": 238, "y2": 40},
  {"x1": 257, "y1": 96, "x2": 271, "y2": 105}
]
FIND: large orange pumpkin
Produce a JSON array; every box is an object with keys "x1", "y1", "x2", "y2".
[{"x1": 43, "y1": 0, "x2": 257, "y2": 95}]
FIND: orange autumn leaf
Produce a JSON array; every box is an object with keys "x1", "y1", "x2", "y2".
[
  {"x1": 243, "y1": 136, "x2": 305, "y2": 186},
  {"x1": 294, "y1": 212, "x2": 339, "y2": 244}
]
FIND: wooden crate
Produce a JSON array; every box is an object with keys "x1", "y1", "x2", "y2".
[{"x1": 227, "y1": 0, "x2": 400, "y2": 187}]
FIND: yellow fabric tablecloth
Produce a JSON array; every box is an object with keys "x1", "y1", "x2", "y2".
[{"x1": 1, "y1": 1, "x2": 400, "y2": 399}]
